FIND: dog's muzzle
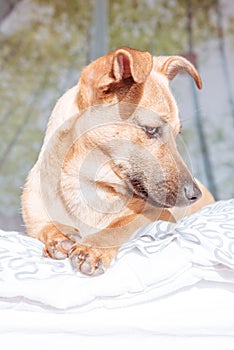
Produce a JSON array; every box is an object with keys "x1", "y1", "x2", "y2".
[{"x1": 128, "y1": 175, "x2": 202, "y2": 208}]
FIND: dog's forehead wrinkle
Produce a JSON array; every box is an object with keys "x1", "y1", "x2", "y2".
[{"x1": 145, "y1": 67, "x2": 179, "y2": 118}]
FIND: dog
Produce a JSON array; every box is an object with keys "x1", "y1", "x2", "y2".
[{"x1": 21, "y1": 47, "x2": 214, "y2": 276}]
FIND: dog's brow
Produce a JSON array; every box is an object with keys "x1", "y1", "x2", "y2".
[{"x1": 133, "y1": 111, "x2": 164, "y2": 127}]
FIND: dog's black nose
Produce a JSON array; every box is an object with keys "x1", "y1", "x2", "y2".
[{"x1": 184, "y1": 182, "x2": 202, "y2": 203}]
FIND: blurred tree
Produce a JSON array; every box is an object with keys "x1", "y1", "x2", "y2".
[
  {"x1": 0, "y1": 0, "x2": 22, "y2": 23},
  {"x1": 109, "y1": 0, "x2": 221, "y2": 54},
  {"x1": 0, "y1": 0, "x2": 92, "y2": 217}
]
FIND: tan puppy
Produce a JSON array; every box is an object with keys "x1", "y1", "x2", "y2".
[{"x1": 22, "y1": 47, "x2": 214, "y2": 275}]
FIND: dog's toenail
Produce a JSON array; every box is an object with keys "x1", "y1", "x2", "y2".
[
  {"x1": 60, "y1": 240, "x2": 74, "y2": 251},
  {"x1": 93, "y1": 261, "x2": 104, "y2": 276},
  {"x1": 54, "y1": 250, "x2": 68, "y2": 260},
  {"x1": 95, "y1": 259, "x2": 102, "y2": 268},
  {"x1": 70, "y1": 254, "x2": 79, "y2": 269},
  {"x1": 80, "y1": 259, "x2": 93, "y2": 275}
]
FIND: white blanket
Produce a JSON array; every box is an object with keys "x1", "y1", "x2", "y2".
[
  {"x1": 1, "y1": 200, "x2": 234, "y2": 349},
  {"x1": 0, "y1": 199, "x2": 234, "y2": 311}
]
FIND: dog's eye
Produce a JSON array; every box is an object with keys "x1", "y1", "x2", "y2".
[{"x1": 142, "y1": 126, "x2": 162, "y2": 138}]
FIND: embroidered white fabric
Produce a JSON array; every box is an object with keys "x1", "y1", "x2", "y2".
[{"x1": 0, "y1": 199, "x2": 233, "y2": 311}]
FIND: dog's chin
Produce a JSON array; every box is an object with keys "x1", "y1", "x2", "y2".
[
  {"x1": 145, "y1": 195, "x2": 174, "y2": 208},
  {"x1": 132, "y1": 191, "x2": 174, "y2": 208}
]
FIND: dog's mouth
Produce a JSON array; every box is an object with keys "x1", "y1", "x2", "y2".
[
  {"x1": 127, "y1": 175, "x2": 180, "y2": 208},
  {"x1": 128, "y1": 176, "x2": 172, "y2": 208},
  {"x1": 129, "y1": 176, "x2": 149, "y2": 200}
]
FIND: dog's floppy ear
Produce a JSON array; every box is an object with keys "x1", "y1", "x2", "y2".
[
  {"x1": 112, "y1": 47, "x2": 153, "y2": 83},
  {"x1": 155, "y1": 56, "x2": 202, "y2": 89},
  {"x1": 76, "y1": 47, "x2": 153, "y2": 110}
]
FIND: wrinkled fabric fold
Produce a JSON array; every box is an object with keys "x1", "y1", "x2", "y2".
[{"x1": 0, "y1": 200, "x2": 233, "y2": 311}]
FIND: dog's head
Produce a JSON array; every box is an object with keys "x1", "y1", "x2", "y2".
[{"x1": 76, "y1": 47, "x2": 202, "y2": 208}]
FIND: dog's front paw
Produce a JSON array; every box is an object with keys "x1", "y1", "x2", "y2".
[
  {"x1": 40, "y1": 223, "x2": 80, "y2": 260},
  {"x1": 69, "y1": 244, "x2": 118, "y2": 276},
  {"x1": 43, "y1": 234, "x2": 75, "y2": 260}
]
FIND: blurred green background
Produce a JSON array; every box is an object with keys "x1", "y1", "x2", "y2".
[{"x1": 0, "y1": 0, "x2": 234, "y2": 231}]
